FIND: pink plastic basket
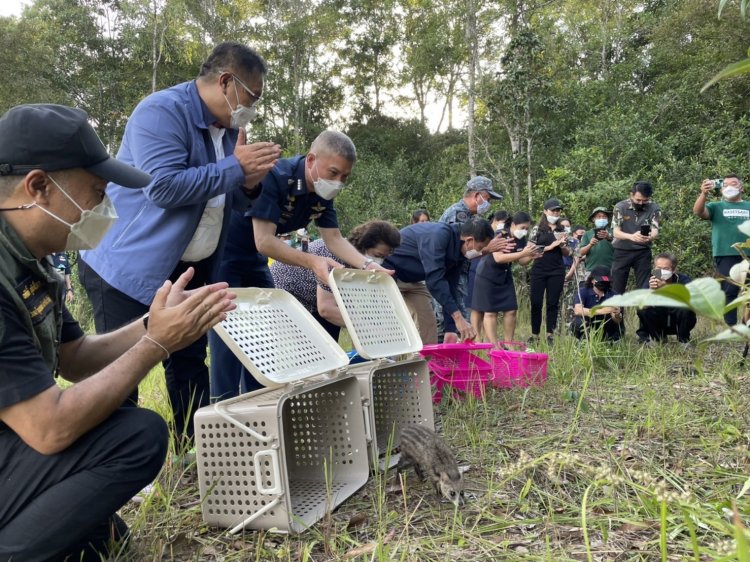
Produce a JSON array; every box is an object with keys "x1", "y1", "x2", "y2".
[
  {"x1": 490, "y1": 342, "x2": 549, "y2": 388},
  {"x1": 419, "y1": 343, "x2": 493, "y2": 402}
]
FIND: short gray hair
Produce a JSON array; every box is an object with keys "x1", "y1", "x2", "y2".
[{"x1": 310, "y1": 131, "x2": 357, "y2": 163}]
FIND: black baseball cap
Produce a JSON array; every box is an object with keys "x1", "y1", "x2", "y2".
[
  {"x1": 0, "y1": 104, "x2": 151, "y2": 188},
  {"x1": 543, "y1": 197, "x2": 563, "y2": 211}
]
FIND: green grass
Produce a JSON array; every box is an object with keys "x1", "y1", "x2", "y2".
[
  {"x1": 64, "y1": 269, "x2": 750, "y2": 561},
  {"x1": 107, "y1": 311, "x2": 750, "y2": 561}
]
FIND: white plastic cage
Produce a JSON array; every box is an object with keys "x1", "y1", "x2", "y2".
[
  {"x1": 195, "y1": 289, "x2": 368, "y2": 533},
  {"x1": 329, "y1": 270, "x2": 434, "y2": 469}
]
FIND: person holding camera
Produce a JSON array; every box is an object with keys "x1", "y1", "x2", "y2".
[
  {"x1": 611, "y1": 181, "x2": 661, "y2": 295},
  {"x1": 472, "y1": 211, "x2": 542, "y2": 344},
  {"x1": 578, "y1": 207, "x2": 615, "y2": 278},
  {"x1": 528, "y1": 198, "x2": 571, "y2": 344},
  {"x1": 693, "y1": 174, "x2": 750, "y2": 325},
  {"x1": 636, "y1": 253, "x2": 696, "y2": 346},
  {"x1": 570, "y1": 267, "x2": 623, "y2": 341}
]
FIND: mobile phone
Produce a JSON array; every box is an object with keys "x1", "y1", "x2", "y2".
[
  {"x1": 639, "y1": 224, "x2": 651, "y2": 236},
  {"x1": 651, "y1": 268, "x2": 662, "y2": 279},
  {"x1": 534, "y1": 244, "x2": 545, "y2": 253}
]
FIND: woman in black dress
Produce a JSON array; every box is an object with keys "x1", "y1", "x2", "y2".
[
  {"x1": 529, "y1": 198, "x2": 571, "y2": 343},
  {"x1": 472, "y1": 212, "x2": 541, "y2": 344}
]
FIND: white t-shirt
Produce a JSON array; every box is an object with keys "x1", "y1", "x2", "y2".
[{"x1": 181, "y1": 125, "x2": 227, "y2": 262}]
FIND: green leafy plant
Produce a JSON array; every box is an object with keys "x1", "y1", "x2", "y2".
[{"x1": 702, "y1": 0, "x2": 750, "y2": 90}]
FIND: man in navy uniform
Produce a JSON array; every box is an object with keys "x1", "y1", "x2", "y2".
[
  {"x1": 383, "y1": 218, "x2": 494, "y2": 344},
  {"x1": 437, "y1": 176, "x2": 506, "y2": 339},
  {"x1": 210, "y1": 130, "x2": 391, "y2": 400}
]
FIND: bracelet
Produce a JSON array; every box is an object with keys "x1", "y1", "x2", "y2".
[
  {"x1": 362, "y1": 257, "x2": 374, "y2": 270},
  {"x1": 66, "y1": 288, "x2": 73, "y2": 293},
  {"x1": 142, "y1": 334, "x2": 170, "y2": 359},
  {"x1": 141, "y1": 312, "x2": 149, "y2": 331}
]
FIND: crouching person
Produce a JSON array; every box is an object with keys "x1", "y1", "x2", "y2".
[
  {"x1": 0, "y1": 104, "x2": 236, "y2": 561},
  {"x1": 636, "y1": 252, "x2": 697, "y2": 346},
  {"x1": 571, "y1": 267, "x2": 624, "y2": 341}
]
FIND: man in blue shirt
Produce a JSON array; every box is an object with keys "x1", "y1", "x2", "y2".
[
  {"x1": 437, "y1": 176, "x2": 506, "y2": 339},
  {"x1": 636, "y1": 253, "x2": 697, "y2": 346},
  {"x1": 211, "y1": 130, "x2": 390, "y2": 400},
  {"x1": 78, "y1": 42, "x2": 281, "y2": 447},
  {"x1": 383, "y1": 218, "x2": 494, "y2": 344}
]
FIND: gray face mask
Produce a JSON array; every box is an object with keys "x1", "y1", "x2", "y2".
[
  {"x1": 224, "y1": 78, "x2": 258, "y2": 129},
  {"x1": 36, "y1": 175, "x2": 118, "y2": 251}
]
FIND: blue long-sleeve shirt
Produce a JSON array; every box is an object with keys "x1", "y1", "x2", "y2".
[
  {"x1": 81, "y1": 80, "x2": 249, "y2": 304},
  {"x1": 383, "y1": 222, "x2": 465, "y2": 318}
]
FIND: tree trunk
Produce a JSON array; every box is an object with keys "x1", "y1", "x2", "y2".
[{"x1": 466, "y1": 0, "x2": 477, "y2": 175}]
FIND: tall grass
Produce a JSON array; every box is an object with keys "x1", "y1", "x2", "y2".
[{"x1": 65, "y1": 264, "x2": 750, "y2": 560}]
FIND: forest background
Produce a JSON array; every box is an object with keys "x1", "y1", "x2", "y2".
[{"x1": 1, "y1": 0, "x2": 750, "y2": 278}]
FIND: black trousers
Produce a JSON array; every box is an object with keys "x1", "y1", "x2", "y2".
[
  {"x1": 636, "y1": 306, "x2": 697, "y2": 342},
  {"x1": 571, "y1": 315, "x2": 623, "y2": 341},
  {"x1": 715, "y1": 255, "x2": 742, "y2": 325},
  {"x1": 79, "y1": 258, "x2": 211, "y2": 446},
  {"x1": 530, "y1": 272, "x2": 565, "y2": 335},
  {"x1": 611, "y1": 248, "x2": 652, "y2": 295},
  {"x1": 0, "y1": 408, "x2": 168, "y2": 562},
  {"x1": 208, "y1": 257, "x2": 274, "y2": 402}
]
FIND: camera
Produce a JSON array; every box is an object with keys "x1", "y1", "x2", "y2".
[
  {"x1": 712, "y1": 178, "x2": 724, "y2": 193},
  {"x1": 639, "y1": 224, "x2": 651, "y2": 236}
]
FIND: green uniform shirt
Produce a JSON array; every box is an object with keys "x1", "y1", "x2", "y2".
[
  {"x1": 579, "y1": 228, "x2": 614, "y2": 272},
  {"x1": 705, "y1": 200, "x2": 750, "y2": 257}
]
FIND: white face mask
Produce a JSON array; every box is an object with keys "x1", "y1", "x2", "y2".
[
  {"x1": 365, "y1": 254, "x2": 384, "y2": 265},
  {"x1": 465, "y1": 249, "x2": 482, "y2": 259},
  {"x1": 477, "y1": 196, "x2": 490, "y2": 215},
  {"x1": 513, "y1": 229, "x2": 528, "y2": 239},
  {"x1": 723, "y1": 186, "x2": 741, "y2": 200},
  {"x1": 546, "y1": 214, "x2": 559, "y2": 224},
  {"x1": 312, "y1": 158, "x2": 344, "y2": 200},
  {"x1": 223, "y1": 77, "x2": 258, "y2": 129},
  {"x1": 37, "y1": 176, "x2": 118, "y2": 251},
  {"x1": 594, "y1": 218, "x2": 609, "y2": 228},
  {"x1": 563, "y1": 226, "x2": 571, "y2": 234},
  {"x1": 659, "y1": 268, "x2": 673, "y2": 280}
]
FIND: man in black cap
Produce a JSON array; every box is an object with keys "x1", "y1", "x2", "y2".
[
  {"x1": 611, "y1": 181, "x2": 661, "y2": 294},
  {"x1": 0, "y1": 104, "x2": 236, "y2": 560},
  {"x1": 437, "y1": 176, "x2": 510, "y2": 340},
  {"x1": 571, "y1": 266, "x2": 623, "y2": 341}
]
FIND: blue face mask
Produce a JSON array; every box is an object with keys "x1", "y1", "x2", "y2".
[
  {"x1": 477, "y1": 196, "x2": 490, "y2": 215},
  {"x1": 594, "y1": 218, "x2": 608, "y2": 228}
]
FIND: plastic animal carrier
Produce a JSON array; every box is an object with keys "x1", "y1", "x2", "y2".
[
  {"x1": 328, "y1": 269, "x2": 434, "y2": 470},
  {"x1": 490, "y1": 342, "x2": 549, "y2": 388},
  {"x1": 195, "y1": 289, "x2": 369, "y2": 534},
  {"x1": 419, "y1": 342, "x2": 494, "y2": 402}
]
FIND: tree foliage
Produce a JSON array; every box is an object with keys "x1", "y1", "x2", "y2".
[{"x1": 2, "y1": 0, "x2": 750, "y2": 278}]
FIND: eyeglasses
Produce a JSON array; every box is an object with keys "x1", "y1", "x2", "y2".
[{"x1": 231, "y1": 74, "x2": 262, "y2": 106}]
